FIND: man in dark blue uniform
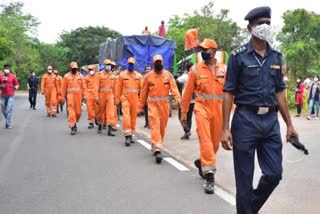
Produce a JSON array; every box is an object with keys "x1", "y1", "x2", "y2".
[
  {"x1": 27, "y1": 71, "x2": 39, "y2": 110},
  {"x1": 221, "y1": 6, "x2": 299, "y2": 214}
]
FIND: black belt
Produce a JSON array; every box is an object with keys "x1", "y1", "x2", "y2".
[{"x1": 237, "y1": 105, "x2": 278, "y2": 114}]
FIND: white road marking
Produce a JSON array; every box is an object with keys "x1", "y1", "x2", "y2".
[
  {"x1": 136, "y1": 138, "x2": 235, "y2": 206},
  {"x1": 136, "y1": 139, "x2": 151, "y2": 150},
  {"x1": 163, "y1": 157, "x2": 189, "y2": 171},
  {"x1": 214, "y1": 186, "x2": 236, "y2": 206}
]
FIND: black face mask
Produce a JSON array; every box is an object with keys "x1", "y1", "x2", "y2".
[
  {"x1": 154, "y1": 64, "x2": 163, "y2": 71},
  {"x1": 71, "y1": 68, "x2": 78, "y2": 74}
]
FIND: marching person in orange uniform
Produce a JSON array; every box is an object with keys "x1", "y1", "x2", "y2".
[
  {"x1": 41, "y1": 65, "x2": 58, "y2": 117},
  {"x1": 84, "y1": 65, "x2": 98, "y2": 129},
  {"x1": 185, "y1": 28, "x2": 200, "y2": 53},
  {"x1": 116, "y1": 57, "x2": 143, "y2": 147},
  {"x1": 180, "y1": 38, "x2": 226, "y2": 194},
  {"x1": 96, "y1": 59, "x2": 116, "y2": 136},
  {"x1": 53, "y1": 70, "x2": 64, "y2": 113},
  {"x1": 111, "y1": 61, "x2": 120, "y2": 131},
  {"x1": 61, "y1": 62, "x2": 87, "y2": 135},
  {"x1": 138, "y1": 55, "x2": 181, "y2": 163}
]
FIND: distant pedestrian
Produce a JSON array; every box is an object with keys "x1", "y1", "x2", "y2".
[
  {"x1": 307, "y1": 76, "x2": 319, "y2": 120},
  {"x1": 0, "y1": 64, "x2": 19, "y2": 128},
  {"x1": 142, "y1": 26, "x2": 151, "y2": 35},
  {"x1": 294, "y1": 76, "x2": 304, "y2": 117},
  {"x1": 158, "y1": 20, "x2": 166, "y2": 37},
  {"x1": 27, "y1": 71, "x2": 39, "y2": 110}
]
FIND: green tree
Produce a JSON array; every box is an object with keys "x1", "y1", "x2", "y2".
[
  {"x1": 166, "y1": 1, "x2": 244, "y2": 61},
  {"x1": 57, "y1": 26, "x2": 121, "y2": 66},
  {"x1": 0, "y1": 1, "x2": 41, "y2": 89},
  {"x1": 278, "y1": 9, "x2": 320, "y2": 82}
]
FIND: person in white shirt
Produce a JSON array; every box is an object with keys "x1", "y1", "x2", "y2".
[{"x1": 177, "y1": 61, "x2": 194, "y2": 139}]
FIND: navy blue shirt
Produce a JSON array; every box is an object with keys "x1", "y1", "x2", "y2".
[
  {"x1": 223, "y1": 40, "x2": 286, "y2": 107},
  {"x1": 28, "y1": 76, "x2": 39, "y2": 89}
]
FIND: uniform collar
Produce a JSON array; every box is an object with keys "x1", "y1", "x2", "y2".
[
  {"x1": 247, "y1": 39, "x2": 273, "y2": 56},
  {"x1": 200, "y1": 60, "x2": 219, "y2": 69}
]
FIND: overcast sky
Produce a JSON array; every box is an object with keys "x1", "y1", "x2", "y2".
[{"x1": 10, "y1": 0, "x2": 320, "y2": 43}]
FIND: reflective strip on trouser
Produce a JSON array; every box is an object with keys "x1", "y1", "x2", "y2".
[
  {"x1": 194, "y1": 93, "x2": 223, "y2": 100},
  {"x1": 45, "y1": 88, "x2": 57, "y2": 115},
  {"x1": 147, "y1": 96, "x2": 170, "y2": 102},
  {"x1": 123, "y1": 129, "x2": 132, "y2": 136},
  {"x1": 194, "y1": 102, "x2": 222, "y2": 174},
  {"x1": 122, "y1": 96, "x2": 138, "y2": 136},
  {"x1": 122, "y1": 88, "x2": 139, "y2": 93},
  {"x1": 67, "y1": 87, "x2": 81, "y2": 92},
  {"x1": 86, "y1": 99, "x2": 96, "y2": 122},
  {"x1": 99, "y1": 87, "x2": 112, "y2": 92},
  {"x1": 151, "y1": 143, "x2": 163, "y2": 152},
  {"x1": 148, "y1": 102, "x2": 170, "y2": 151},
  {"x1": 96, "y1": 92, "x2": 114, "y2": 126},
  {"x1": 231, "y1": 108, "x2": 282, "y2": 214},
  {"x1": 67, "y1": 92, "x2": 83, "y2": 128}
]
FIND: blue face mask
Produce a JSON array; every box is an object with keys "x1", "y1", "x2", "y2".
[
  {"x1": 128, "y1": 64, "x2": 134, "y2": 71},
  {"x1": 201, "y1": 52, "x2": 211, "y2": 61}
]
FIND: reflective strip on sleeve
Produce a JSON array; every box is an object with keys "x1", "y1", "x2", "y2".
[
  {"x1": 99, "y1": 87, "x2": 112, "y2": 92},
  {"x1": 194, "y1": 93, "x2": 223, "y2": 100},
  {"x1": 122, "y1": 88, "x2": 139, "y2": 93},
  {"x1": 87, "y1": 88, "x2": 95, "y2": 91},
  {"x1": 67, "y1": 87, "x2": 81, "y2": 92},
  {"x1": 147, "y1": 96, "x2": 170, "y2": 101},
  {"x1": 45, "y1": 83, "x2": 55, "y2": 87}
]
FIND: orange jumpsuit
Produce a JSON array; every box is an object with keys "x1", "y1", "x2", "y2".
[
  {"x1": 96, "y1": 70, "x2": 116, "y2": 126},
  {"x1": 61, "y1": 72, "x2": 87, "y2": 128},
  {"x1": 41, "y1": 73, "x2": 58, "y2": 116},
  {"x1": 112, "y1": 72, "x2": 120, "y2": 129},
  {"x1": 84, "y1": 74, "x2": 98, "y2": 123},
  {"x1": 185, "y1": 28, "x2": 199, "y2": 50},
  {"x1": 55, "y1": 74, "x2": 64, "y2": 106},
  {"x1": 117, "y1": 70, "x2": 143, "y2": 136},
  {"x1": 180, "y1": 61, "x2": 226, "y2": 174},
  {"x1": 139, "y1": 70, "x2": 181, "y2": 152}
]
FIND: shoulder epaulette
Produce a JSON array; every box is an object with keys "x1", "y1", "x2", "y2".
[{"x1": 232, "y1": 45, "x2": 247, "y2": 56}]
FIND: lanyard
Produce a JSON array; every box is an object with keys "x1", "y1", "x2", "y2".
[{"x1": 253, "y1": 53, "x2": 267, "y2": 68}]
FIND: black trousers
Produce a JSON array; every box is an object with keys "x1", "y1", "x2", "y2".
[
  {"x1": 178, "y1": 103, "x2": 195, "y2": 133},
  {"x1": 144, "y1": 104, "x2": 148, "y2": 125},
  {"x1": 28, "y1": 89, "x2": 37, "y2": 107}
]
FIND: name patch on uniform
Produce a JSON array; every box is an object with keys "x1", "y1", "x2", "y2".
[
  {"x1": 197, "y1": 75, "x2": 208, "y2": 79},
  {"x1": 271, "y1": 65, "x2": 281, "y2": 70}
]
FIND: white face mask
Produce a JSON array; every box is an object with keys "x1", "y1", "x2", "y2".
[
  {"x1": 89, "y1": 70, "x2": 94, "y2": 75},
  {"x1": 48, "y1": 69, "x2": 53, "y2": 73},
  {"x1": 251, "y1": 23, "x2": 271, "y2": 41},
  {"x1": 4, "y1": 69, "x2": 10, "y2": 74},
  {"x1": 105, "y1": 65, "x2": 111, "y2": 71}
]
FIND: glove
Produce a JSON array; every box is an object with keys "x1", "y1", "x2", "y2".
[{"x1": 137, "y1": 108, "x2": 144, "y2": 117}]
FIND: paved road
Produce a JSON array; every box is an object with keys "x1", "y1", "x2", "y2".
[{"x1": 0, "y1": 94, "x2": 234, "y2": 214}]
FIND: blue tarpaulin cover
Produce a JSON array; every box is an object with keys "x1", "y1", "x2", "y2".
[{"x1": 99, "y1": 35, "x2": 176, "y2": 75}]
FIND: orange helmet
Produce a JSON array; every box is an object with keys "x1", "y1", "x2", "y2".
[
  {"x1": 103, "y1": 59, "x2": 112, "y2": 65},
  {"x1": 70, "y1": 61, "x2": 78, "y2": 68},
  {"x1": 127, "y1": 57, "x2": 136, "y2": 64},
  {"x1": 53, "y1": 70, "x2": 59, "y2": 75},
  {"x1": 88, "y1": 65, "x2": 95, "y2": 70}
]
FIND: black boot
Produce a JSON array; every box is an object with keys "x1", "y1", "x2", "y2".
[
  {"x1": 97, "y1": 124, "x2": 102, "y2": 134},
  {"x1": 181, "y1": 131, "x2": 191, "y2": 140},
  {"x1": 108, "y1": 125, "x2": 115, "y2": 136},
  {"x1": 60, "y1": 105, "x2": 63, "y2": 112},
  {"x1": 74, "y1": 124, "x2": 77, "y2": 132},
  {"x1": 57, "y1": 106, "x2": 59, "y2": 113},
  {"x1": 130, "y1": 135, "x2": 135, "y2": 144},
  {"x1": 204, "y1": 173, "x2": 215, "y2": 194},
  {"x1": 154, "y1": 151, "x2": 163, "y2": 164},
  {"x1": 88, "y1": 123, "x2": 94, "y2": 129},
  {"x1": 102, "y1": 124, "x2": 107, "y2": 129},
  {"x1": 47, "y1": 113, "x2": 51, "y2": 117},
  {"x1": 194, "y1": 159, "x2": 204, "y2": 179},
  {"x1": 95, "y1": 119, "x2": 98, "y2": 125},
  {"x1": 111, "y1": 126, "x2": 117, "y2": 131},
  {"x1": 70, "y1": 126, "x2": 76, "y2": 135},
  {"x1": 125, "y1": 136, "x2": 131, "y2": 147}
]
